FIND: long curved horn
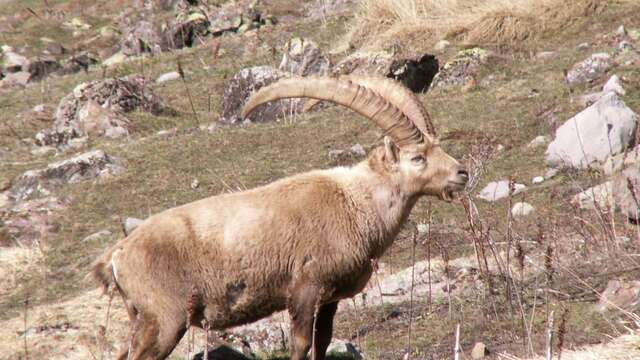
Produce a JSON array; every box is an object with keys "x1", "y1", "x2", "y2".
[
  {"x1": 241, "y1": 77, "x2": 425, "y2": 147},
  {"x1": 340, "y1": 75, "x2": 436, "y2": 138}
]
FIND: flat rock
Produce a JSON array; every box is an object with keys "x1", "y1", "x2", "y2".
[
  {"x1": 478, "y1": 181, "x2": 526, "y2": 202},
  {"x1": 545, "y1": 92, "x2": 638, "y2": 169},
  {"x1": 565, "y1": 53, "x2": 611, "y2": 86},
  {"x1": 9, "y1": 150, "x2": 124, "y2": 202},
  {"x1": 76, "y1": 101, "x2": 133, "y2": 139},
  {"x1": 532, "y1": 176, "x2": 545, "y2": 184}
]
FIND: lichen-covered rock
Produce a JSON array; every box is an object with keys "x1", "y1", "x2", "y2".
[
  {"x1": 9, "y1": 150, "x2": 124, "y2": 202},
  {"x1": 35, "y1": 75, "x2": 162, "y2": 146},
  {"x1": 431, "y1": 48, "x2": 491, "y2": 88},
  {"x1": 278, "y1": 37, "x2": 330, "y2": 76},
  {"x1": 334, "y1": 51, "x2": 439, "y2": 92},
  {"x1": 219, "y1": 66, "x2": 299, "y2": 124},
  {"x1": 545, "y1": 92, "x2": 637, "y2": 169},
  {"x1": 565, "y1": 53, "x2": 611, "y2": 86}
]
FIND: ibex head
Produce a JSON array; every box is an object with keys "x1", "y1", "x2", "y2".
[{"x1": 241, "y1": 75, "x2": 468, "y2": 201}]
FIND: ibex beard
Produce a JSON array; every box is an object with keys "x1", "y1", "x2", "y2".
[{"x1": 91, "y1": 75, "x2": 468, "y2": 360}]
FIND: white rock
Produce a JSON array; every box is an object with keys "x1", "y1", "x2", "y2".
[
  {"x1": 350, "y1": 143, "x2": 366, "y2": 157},
  {"x1": 434, "y1": 40, "x2": 450, "y2": 52},
  {"x1": 603, "y1": 75, "x2": 626, "y2": 96},
  {"x1": 545, "y1": 92, "x2": 638, "y2": 169},
  {"x1": 572, "y1": 181, "x2": 613, "y2": 210},
  {"x1": 577, "y1": 42, "x2": 590, "y2": 50},
  {"x1": 616, "y1": 25, "x2": 627, "y2": 36},
  {"x1": 327, "y1": 339, "x2": 364, "y2": 360},
  {"x1": 478, "y1": 181, "x2": 526, "y2": 202},
  {"x1": 532, "y1": 176, "x2": 545, "y2": 184},
  {"x1": 417, "y1": 223, "x2": 430, "y2": 234},
  {"x1": 545, "y1": 168, "x2": 559, "y2": 179},
  {"x1": 30, "y1": 146, "x2": 57, "y2": 156},
  {"x1": 527, "y1": 135, "x2": 547, "y2": 148},
  {"x1": 511, "y1": 202, "x2": 534, "y2": 217},
  {"x1": 535, "y1": 51, "x2": 556, "y2": 60},
  {"x1": 124, "y1": 217, "x2": 144, "y2": 235},
  {"x1": 156, "y1": 71, "x2": 180, "y2": 84},
  {"x1": 32, "y1": 104, "x2": 45, "y2": 113},
  {"x1": 471, "y1": 342, "x2": 489, "y2": 359},
  {"x1": 566, "y1": 53, "x2": 611, "y2": 86}
]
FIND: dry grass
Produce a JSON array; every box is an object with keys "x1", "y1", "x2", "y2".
[{"x1": 346, "y1": 0, "x2": 609, "y2": 51}]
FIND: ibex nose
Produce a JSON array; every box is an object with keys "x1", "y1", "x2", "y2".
[{"x1": 457, "y1": 168, "x2": 469, "y2": 183}]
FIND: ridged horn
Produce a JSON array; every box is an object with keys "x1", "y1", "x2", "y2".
[
  {"x1": 339, "y1": 75, "x2": 436, "y2": 138},
  {"x1": 241, "y1": 76, "x2": 425, "y2": 147}
]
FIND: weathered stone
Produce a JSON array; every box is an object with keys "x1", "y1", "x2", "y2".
[
  {"x1": 565, "y1": 53, "x2": 611, "y2": 86},
  {"x1": 278, "y1": 37, "x2": 330, "y2": 76},
  {"x1": 120, "y1": 20, "x2": 165, "y2": 55},
  {"x1": 0, "y1": 192, "x2": 10, "y2": 209},
  {"x1": 572, "y1": 181, "x2": 613, "y2": 210},
  {"x1": 9, "y1": 150, "x2": 123, "y2": 202},
  {"x1": 532, "y1": 176, "x2": 544, "y2": 184},
  {"x1": 156, "y1": 71, "x2": 181, "y2": 84},
  {"x1": 603, "y1": 74, "x2": 626, "y2": 96},
  {"x1": 616, "y1": 25, "x2": 627, "y2": 36},
  {"x1": 471, "y1": 342, "x2": 489, "y2": 359},
  {"x1": 2, "y1": 51, "x2": 29, "y2": 72},
  {"x1": 327, "y1": 339, "x2": 364, "y2": 360},
  {"x1": 478, "y1": 181, "x2": 525, "y2": 202},
  {"x1": 431, "y1": 48, "x2": 491, "y2": 88},
  {"x1": 76, "y1": 101, "x2": 133, "y2": 139},
  {"x1": 103, "y1": 51, "x2": 128, "y2": 67},
  {"x1": 545, "y1": 93, "x2": 637, "y2": 169},
  {"x1": 335, "y1": 51, "x2": 439, "y2": 92},
  {"x1": 433, "y1": 40, "x2": 450, "y2": 52},
  {"x1": 511, "y1": 202, "x2": 534, "y2": 217},
  {"x1": 613, "y1": 163, "x2": 640, "y2": 223},
  {"x1": 527, "y1": 135, "x2": 547, "y2": 148},
  {"x1": 219, "y1": 66, "x2": 299, "y2": 124},
  {"x1": 0, "y1": 71, "x2": 31, "y2": 87},
  {"x1": 597, "y1": 279, "x2": 640, "y2": 313},
  {"x1": 123, "y1": 217, "x2": 144, "y2": 236},
  {"x1": 36, "y1": 75, "x2": 162, "y2": 146},
  {"x1": 350, "y1": 143, "x2": 366, "y2": 157}
]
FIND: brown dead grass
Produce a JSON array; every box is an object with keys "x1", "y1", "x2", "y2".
[{"x1": 346, "y1": 0, "x2": 611, "y2": 51}]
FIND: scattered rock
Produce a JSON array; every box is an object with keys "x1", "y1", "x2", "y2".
[
  {"x1": 532, "y1": 176, "x2": 545, "y2": 184},
  {"x1": 471, "y1": 342, "x2": 489, "y2": 359},
  {"x1": 545, "y1": 93, "x2": 638, "y2": 169},
  {"x1": 334, "y1": 51, "x2": 439, "y2": 92},
  {"x1": 123, "y1": 217, "x2": 144, "y2": 236},
  {"x1": 616, "y1": 25, "x2": 627, "y2": 36},
  {"x1": 527, "y1": 135, "x2": 547, "y2": 148},
  {"x1": 572, "y1": 181, "x2": 613, "y2": 210},
  {"x1": 9, "y1": 150, "x2": 124, "y2": 203},
  {"x1": 350, "y1": 143, "x2": 366, "y2": 157},
  {"x1": 278, "y1": 37, "x2": 330, "y2": 76},
  {"x1": 535, "y1": 51, "x2": 556, "y2": 60},
  {"x1": 156, "y1": 71, "x2": 181, "y2": 84},
  {"x1": 36, "y1": 75, "x2": 162, "y2": 146},
  {"x1": 478, "y1": 180, "x2": 526, "y2": 202},
  {"x1": 511, "y1": 202, "x2": 534, "y2": 217},
  {"x1": 327, "y1": 339, "x2": 364, "y2": 360},
  {"x1": 33, "y1": 104, "x2": 46, "y2": 113},
  {"x1": 577, "y1": 42, "x2": 590, "y2": 50},
  {"x1": 565, "y1": 53, "x2": 611, "y2": 86},
  {"x1": 612, "y1": 163, "x2": 640, "y2": 223},
  {"x1": 597, "y1": 279, "x2": 640, "y2": 313},
  {"x1": 103, "y1": 51, "x2": 128, "y2": 67},
  {"x1": 603, "y1": 74, "x2": 626, "y2": 96},
  {"x1": 219, "y1": 66, "x2": 298, "y2": 124},
  {"x1": 431, "y1": 47, "x2": 491, "y2": 88},
  {"x1": 433, "y1": 40, "x2": 450, "y2": 52},
  {"x1": 82, "y1": 229, "x2": 112, "y2": 242}
]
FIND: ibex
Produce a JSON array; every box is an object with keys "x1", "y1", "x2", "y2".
[{"x1": 92, "y1": 75, "x2": 468, "y2": 359}]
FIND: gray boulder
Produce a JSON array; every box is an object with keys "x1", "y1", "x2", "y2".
[
  {"x1": 35, "y1": 75, "x2": 162, "y2": 146},
  {"x1": 278, "y1": 37, "x2": 330, "y2": 76},
  {"x1": 545, "y1": 92, "x2": 638, "y2": 169},
  {"x1": 327, "y1": 339, "x2": 364, "y2": 359},
  {"x1": 9, "y1": 150, "x2": 124, "y2": 202},
  {"x1": 219, "y1": 66, "x2": 300, "y2": 124},
  {"x1": 565, "y1": 53, "x2": 611, "y2": 86}
]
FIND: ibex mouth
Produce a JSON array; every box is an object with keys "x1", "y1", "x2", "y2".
[{"x1": 441, "y1": 181, "x2": 467, "y2": 202}]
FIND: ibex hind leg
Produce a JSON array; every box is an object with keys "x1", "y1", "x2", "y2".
[{"x1": 125, "y1": 310, "x2": 187, "y2": 360}]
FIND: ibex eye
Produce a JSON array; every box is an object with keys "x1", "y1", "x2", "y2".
[{"x1": 411, "y1": 156, "x2": 426, "y2": 163}]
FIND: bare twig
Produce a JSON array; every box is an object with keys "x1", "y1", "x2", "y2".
[{"x1": 454, "y1": 323, "x2": 461, "y2": 360}]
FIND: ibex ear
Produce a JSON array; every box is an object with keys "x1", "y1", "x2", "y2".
[{"x1": 383, "y1": 136, "x2": 399, "y2": 164}]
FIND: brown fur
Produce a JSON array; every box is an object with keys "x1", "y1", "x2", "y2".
[{"x1": 92, "y1": 138, "x2": 467, "y2": 359}]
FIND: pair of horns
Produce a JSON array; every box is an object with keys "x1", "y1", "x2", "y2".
[{"x1": 240, "y1": 75, "x2": 435, "y2": 147}]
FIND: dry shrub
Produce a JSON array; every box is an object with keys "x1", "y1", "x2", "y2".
[{"x1": 347, "y1": 0, "x2": 607, "y2": 51}]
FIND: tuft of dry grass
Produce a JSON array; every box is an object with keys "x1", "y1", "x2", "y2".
[{"x1": 346, "y1": 0, "x2": 608, "y2": 51}]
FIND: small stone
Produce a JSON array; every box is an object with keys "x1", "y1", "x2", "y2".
[
  {"x1": 103, "y1": 51, "x2": 128, "y2": 67},
  {"x1": 527, "y1": 135, "x2": 547, "y2": 148},
  {"x1": 156, "y1": 71, "x2": 180, "y2": 84},
  {"x1": 577, "y1": 42, "x2": 590, "y2": 50},
  {"x1": 327, "y1": 339, "x2": 364, "y2": 360},
  {"x1": 123, "y1": 217, "x2": 144, "y2": 236},
  {"x1": 478, "y1": 181, "x2": 526, "y2": 202},
  {"x1": 471, "y1": 342, "x2": 489, "y2": 359},
  {"x1": 33, "y1": 104, "x2": 45, "y2": 113},
  {"x1": 535, "y1": 51, "x2": 556, "y2": 60},
  {"x1": 565, "y1": 53, "x2": 611, "y2": 86},
  {"x1": 190, "y1": 179, "x2": 199, "y2": 189},
  {"x1": 629, "y1": 29, "x2": 640, "y2": 42},
  {"x1": 433, "y1": 40, "x2": 450, "y2": 52},
  {"x1": 45, "y1": 42, "x2": 66, "y2": 56},
  {"x1": 545, "y1": 168, "x2": 559, "y2": 179},
  {"x1": 83, "y1": 229, "x2": 112, "y2": 242},
  {"x1": 511, "y1": 202, "x2": 534, "y2": 217},
  {"x1": 30, "y1": 146, "x2": 57, "y2": 156},
  {"x1": 616, "y1": 25, "x2": 627, "y2": 36},
  {"x1": 619, "y1": 40, "x2": 633, "y2": 51},
  {"x1": 350, "y1": 143, "x2": 366, "y2": 157},
  {"x1": 532, "y1": 176, "x2": 544, "y2": 184},
  {"x1": 416, "y1": 223, "x2": 430, "y2": 234}
]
